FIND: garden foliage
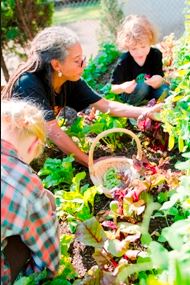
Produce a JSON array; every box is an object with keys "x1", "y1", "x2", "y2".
[
  {"x1": 1, "y1": 0, "x2": 54, "y2": 81},
  {"x1": 98, "y1": 0, "x2": 124, "y2": 44},
  {"x1": 16, "y1": 19, "x2": 190, "y2": 285}
]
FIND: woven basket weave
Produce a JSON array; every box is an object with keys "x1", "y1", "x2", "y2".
[{"x1": 88, "y1": 128, "x2": 143, "y2": 197}]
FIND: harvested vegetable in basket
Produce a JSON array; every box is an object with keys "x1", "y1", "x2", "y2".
[{"x1": 103, "y1": 168, "x2": 121, "y2": 189}]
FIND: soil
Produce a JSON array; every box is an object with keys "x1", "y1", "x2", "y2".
[
  {"x1": 25, "y1": 23, "x2": 181, "y2": 279},
  {"x1": 58, "y1": 192, "x2": 114, "y2": 278},
  {"x1": 31, "y1": 126, "x2": 180, "y2": 280},
  {"x1": 29, "y1": 126, "x2": 184, "y2": 285},
  {"x1": 2, "y1": 11, "x2": 185, "y2": 283}
]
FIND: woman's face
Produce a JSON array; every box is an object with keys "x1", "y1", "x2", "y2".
[{"x1": 58, "y1": 43, "x2": 86, "y2": 81}]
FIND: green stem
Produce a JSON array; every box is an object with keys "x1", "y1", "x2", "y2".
[{"x1": 116, "y1": 262, "x2": 154, "y2": 284}]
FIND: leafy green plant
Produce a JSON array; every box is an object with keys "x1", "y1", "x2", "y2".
[
  {"x1": 103, "y1": 168, "x2": 121, "y2": 189},
  {"x1": 56, "y1": 172, "x2": 98, "y2": 233},
  {"x1": 146, "y1": 219, "x2": 190, "y2": 285},
  {"x1": 66, "y1": 111, "x2": 127, "y2": 152},
  {"x1": 38, "y1": 155, "x2": 75, "y2": 190},
  {"x1": 14, "y1": 233, "x2": 77, "y2": 285},
  {"x1": 161, "y1": 32, "x2": 190, "y2": 152},
  {"x1": 85, "y1": 112, "x2": 127, "y2": 152},
  {"x1": 83, "y1": 42, "x2": 120, "y2": 91},
  {"x1": 1, "y1": 0, "x2": 54, "y2": 81},
  {"x1": 89, "y1": 111, "x2": 127, "y2": 132},
  {"x1": 66, "y1": 117, "x2": 90, "y2": 152},
  {"x1": 72, "y1": 155, "x2": 186, "y2": 283},
  {"x1": 14, "y1": 270, "x2": 48, "y2": 285},
  {"x1": 158, "y1": 152, "x2": 190, "y2": 220},
  {"x1": 99, "y1": 0, "x2": 124, "y2": 44},
  {"x1": 53, "y1": 234, "x2": 77, "y2": 282},
  {"x1": 27, "y1": 10, "x2": 190, "y2": 285},
  {"x1": 74, "y1": 196, "x2": 158, "y2": 284}
]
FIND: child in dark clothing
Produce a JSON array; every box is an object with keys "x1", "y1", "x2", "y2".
[{"x1": 111, "y1": 15, "x2": 169, "y2": 106}]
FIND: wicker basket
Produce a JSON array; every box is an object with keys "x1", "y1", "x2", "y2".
[{"x1": 88, "y1": 128, "x2": 143, "y2": 197}]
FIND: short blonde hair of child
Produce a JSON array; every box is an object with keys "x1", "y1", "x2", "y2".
[
  {"x1": 1, "y1": 99, "x2": 46, "y2": 146},
  {"x1": 116, "y1": 15, "x2": 158, "y2": 51}
]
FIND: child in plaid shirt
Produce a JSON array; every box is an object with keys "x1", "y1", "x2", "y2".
[{"x1": 1, "y1": 99, "x2": 60, "y2": 284}]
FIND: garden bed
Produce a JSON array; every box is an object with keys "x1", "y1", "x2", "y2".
[{"x1": 19, "y1": 32, "x2": 189, "y2": 285}]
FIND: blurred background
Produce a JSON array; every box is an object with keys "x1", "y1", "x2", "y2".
[{"x1": 1, "y1": 0, "x2": 187, "y2": 86}]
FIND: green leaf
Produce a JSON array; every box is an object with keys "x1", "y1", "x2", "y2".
[
  {"x1": 73, "y1": 265, "x2": 116, "y2": 285},
  {"x1": 93, "y1": 249, "x2": 113, "y2": 268},
  {"x1": 14, "y1": 270, "x2": 48, "y2": 285},
  {"x1": 160, "y1": 195, "x2": 179, "y2": 211},
  {"x1": 141, "y1": 233, "x2": 152, "y2": 245},
  {"x1": 182, "y1": 152, "x2": 190, "y2": 158},
  {"x1": 83, "y1": 186, "x2": 98, "y2": 208},
  {"x1": 149, "y1": 241, "x2": 169, "y2": 269},
  {"x1": 68, "y1": 221, "x2": 78, "y2": 234},
  {"x1": 168, "y1": 206, "x2": 179, "y2": 216},
  {"x1": 14, "y1": 277, "x2": 33, "y2": 285},
  {"x1": 104, "y1": 238, "x2": 130, "y2": 257},
  {"x1": 118, "y1": 222, "x2": 141, "y2": 234},
  {"x1": 178, "y1": 137, "x2": 185, "y2": 152},
  {"x1": 175, "y1": 160, "x2": 190, "y2": 171},
  {"x1": 168, "y1": 134, "x2": 175, "y2": 151},
  {"x1": 71, "y1": 172, "x2": 86, "y2": 192},
  {"x1": 60, "y1": 234, "x2": 74, "y2": 256},
  {"x1": 161, "y1": 219, "x2": 190, "y2": 250},
  {"x1": 116, "y1": 262, "x2": 153, "y2": 283},
  {"x1": 76, "y1": 217, "x2": 107, "y2": 248},
  {"x1": 110, "y1": 200, "x2": 120, "y2": 214}
]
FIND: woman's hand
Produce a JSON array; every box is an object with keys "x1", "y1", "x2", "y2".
[
  {"x1": 148, "y1": 103, "x2": 163, "y2": 120},
  {"x1": 137, "y1": 103, "x2": 163, "y2": 124}
]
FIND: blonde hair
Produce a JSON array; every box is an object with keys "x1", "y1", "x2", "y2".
[
  {"x1": 1, "y1": 99, "x2": 46, "y2": 152},
  {"x1": 116, "y1": 15, "x2": 158, "y2": 51}
]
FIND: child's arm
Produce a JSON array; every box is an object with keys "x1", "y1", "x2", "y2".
[
  {"x1": 111, "y1": 80, "x2": 137, "y2": 94},
  {"x1": 145, "y1": 75, "x2": 164, "y2": 89},
  {"x1": 145, "y1": 48, "x2": 165, "y2": 89}
]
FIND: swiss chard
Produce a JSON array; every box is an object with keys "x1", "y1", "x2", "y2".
[{"x1": 38, "y1": 155, "x2": 75, "y2": 190}]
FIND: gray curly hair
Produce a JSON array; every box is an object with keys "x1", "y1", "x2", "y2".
[{"x1": 2, "y1": 26, "x2": 79, "y2": 99}]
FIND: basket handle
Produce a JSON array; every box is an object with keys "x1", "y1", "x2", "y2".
[{"x1": 89, "y1": 128, "x2": 143, "y2": 175}]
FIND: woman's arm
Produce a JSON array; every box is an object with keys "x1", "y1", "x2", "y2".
[
  {"x1": 46, "y1": 119, "x2": 89, "y2": 167},
  {"x1": 92, "y1": 98, "x2": 162, "y2": 120}
]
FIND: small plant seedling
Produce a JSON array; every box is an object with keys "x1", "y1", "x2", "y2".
[{"x1": 136, "y1": 73, "x2": 150, "y2": 83}]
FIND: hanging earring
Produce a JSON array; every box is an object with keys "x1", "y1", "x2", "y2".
[{"x1": 58, "y1": 71, "x2": 63, "y2": 78}]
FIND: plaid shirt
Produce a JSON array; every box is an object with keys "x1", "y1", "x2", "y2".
[{"x1": 1, "y1": 140, "x2": 60, "y2": 284}]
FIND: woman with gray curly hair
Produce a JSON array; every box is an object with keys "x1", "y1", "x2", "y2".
[{"x1": 2, "y1": 26, "x2": 162, "y2": 167}]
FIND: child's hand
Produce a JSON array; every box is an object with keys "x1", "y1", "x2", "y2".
[
  {"x1": 120, "y1": 80, "x2": 137, "y2": 94},
  {"x1": 145, "y1": 75, "x2": 163, "y2": 88}
]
